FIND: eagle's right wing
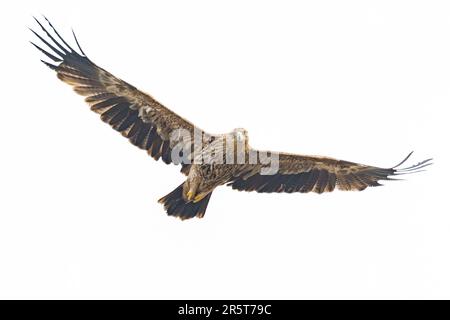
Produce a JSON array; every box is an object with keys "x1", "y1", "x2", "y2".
[
  {"x1": 229, "y1": 151, "x2": 432, "y2": 193},
  {"x1": 31, "y1": 17, "x2": 206, "y2": 172}
]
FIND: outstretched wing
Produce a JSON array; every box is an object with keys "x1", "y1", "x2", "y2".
[
  {"x1": 229, "y1": 151, "x2": 432, "y2": 193},
  {"x1": 30, "y1": 17, "x2": 204, "y2": 171}
]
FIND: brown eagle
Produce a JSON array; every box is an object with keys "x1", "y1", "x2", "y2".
[{"x1": 30, "y1": 18, "x2": 432, "y2": 220}]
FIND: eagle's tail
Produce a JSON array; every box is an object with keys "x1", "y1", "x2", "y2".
[{"x1": 158, "y1": 184, "x2": 212, "y2": 220}]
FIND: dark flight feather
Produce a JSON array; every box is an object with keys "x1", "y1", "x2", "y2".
[
  {"x1": 229, "y1": 153, "x2": 432, "y2": 194},
  {"x1": 30, "y1": 17, "x2": 203, "y2": 175}
]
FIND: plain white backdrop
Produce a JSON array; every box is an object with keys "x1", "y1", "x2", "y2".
[{"x1": 0, "y1": 0, "x2": 449, "y2": 299}]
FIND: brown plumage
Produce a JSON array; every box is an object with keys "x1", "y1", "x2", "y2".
[{"x1": 31, "y1": 18, "x2": 432, "y2": 220}]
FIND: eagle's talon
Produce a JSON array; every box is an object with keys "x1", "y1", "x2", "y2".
[
  {"x1": 186, "y1": 191, "x2": 194, "y2": 201},
  {"x1": 193, "y1": 193, "x2": 207, "y2": 203}
]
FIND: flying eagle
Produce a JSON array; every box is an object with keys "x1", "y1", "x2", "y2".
[{"x1": 30, "y1": 18, "x2": 432, "y2": 220}]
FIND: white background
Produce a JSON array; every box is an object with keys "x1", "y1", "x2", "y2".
[{"x1": 0, "y1": 0, "x2": 449, "y2": 299}]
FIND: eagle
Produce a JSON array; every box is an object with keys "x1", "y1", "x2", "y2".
[{"x1": 30, "y1": 17, "x2": 432, "y2": 220}]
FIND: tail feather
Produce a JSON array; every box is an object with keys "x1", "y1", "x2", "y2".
[{"x1": 158, "y1": 184, "x2": 212, "y2": 220}]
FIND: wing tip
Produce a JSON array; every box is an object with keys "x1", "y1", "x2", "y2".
[
  {"x1": 40, "y1": 59, "x2": 58, "y2": 71},
  {"x1": 388, "y1": 152, "x2": 433, "y2": 178},
  {"x1": 71, "y1": 28, "x2": 86, "y2": 56},
  {"x1": 30, "y1": 16, "x2": 88, "y2": 67},
  {"x1": 392, "y1": 151, "x2": 414, "y2": 168}
]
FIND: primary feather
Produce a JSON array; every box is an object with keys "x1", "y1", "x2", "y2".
[{"x1": 31, "y1": 16, "x2": 206, "y2": 172}]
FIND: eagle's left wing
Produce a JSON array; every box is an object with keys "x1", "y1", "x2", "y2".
[
  {"x1": 229, "y1": 151, "x2": 431, "y2": 193},
  {"x1": 30, "y1": 17, "x2": 206, "y2": 171}
]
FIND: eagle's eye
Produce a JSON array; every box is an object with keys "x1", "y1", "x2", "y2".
[{"x1": 234, "y1": 129, "x2": 246, "y2": 142}]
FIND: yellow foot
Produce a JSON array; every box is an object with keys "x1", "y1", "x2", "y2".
[
  {"x1": 193, "y1": 193, "x2": 207, "y2": 203},
  {"x1": 186, "y1": 191, "x2": 195, "y2": 201}
]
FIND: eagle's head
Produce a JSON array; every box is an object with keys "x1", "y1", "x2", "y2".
[{"x1": 233, "y1": 128, "x2": 249, "y2": 145}]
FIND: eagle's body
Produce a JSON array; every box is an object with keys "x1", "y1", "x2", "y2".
[{"x1": 31, "y1": 18, "x2": 431, "y2": 220}]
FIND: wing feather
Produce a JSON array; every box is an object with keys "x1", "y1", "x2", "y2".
[
  {"x1": 31, "y1": 18, "x2": 205, "y2": 173},
  {"x1": 229, "y1": 151, "x2": 432, "y2": 194}
]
